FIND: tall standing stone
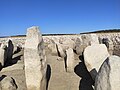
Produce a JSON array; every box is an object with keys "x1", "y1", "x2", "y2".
[
  {"x1": 83, "y1": 44, "x2": 109, "y2": 80},
  {"x1": 0, "y1": 43, "x2": 7, "y2": 68},
  {"x1": 95, "y1": 55, "x2": 120, "y2": 90},
  {"x1": 66, "y1": 48, "x2": 74, "y2": 72},
  {"x1": 24, "y1": 26, "x2": 47, "y2": 90}
]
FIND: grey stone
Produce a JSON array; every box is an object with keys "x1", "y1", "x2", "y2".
[
  {"x1": 95, "y1": 55, "x2": 120, "y2": 90},
  {"x1": 24, "y1": 26, "x2": 47, "y2": 90}
]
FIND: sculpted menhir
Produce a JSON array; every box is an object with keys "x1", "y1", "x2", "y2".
[{"x1": 24, "y1": 26, "x2": 47, "y2": 90}]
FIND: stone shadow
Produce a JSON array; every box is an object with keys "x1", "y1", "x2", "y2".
[
  {"x1": 13, "y1": 46, "x2": 21, "y2": 54},
  {"x1": 64, "y1": 56, "x2": 67, "y2": 72},
  {"x1": 4, "y1": 46, "x2": 23, "y2": 67},
  {"x1": 4, "y1": 40, "x2": 14, "y2": 67},
  {"x1": 74, "y1": 55, "x2": 94, "y2": 90},
  {"x1": 0, "y1": 63, "x2": 2, "y2": 71},
  {"x1": 46, "y1": 64, "x2": 51, "y2": 90},
  {"x1": 0, "y1": 75, "x2": 7, "y2": 81}
]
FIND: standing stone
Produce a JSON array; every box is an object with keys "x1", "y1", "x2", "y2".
[
  {"x1": 48, "y1": 42, "x2": 58, "y2": 56},
  {"x1": 66, "y1": 48, "x2": 74, "y2": 72},
  {"x1": 75, "y1": 38, "x2": 87, "y2": 55},
  {"x1": 24, "y1": 26, "x2": 47, "y2": 90},
  {"x1": 0, "y1": 43, "x2": 7, "y2": 68},
  {"x1": 102, "y1": 38, "x2": 113, "y2": 55},
  {"x1": 56, "y1": 43, "x2": 66, "y2": 58},
  {"x1": 84, "y1": 44, "x2": 109, "y2": 80},
  {"x1": 0, "y1": 76, "x2": 17, "y2": 90},
  {"x1": 90, "y1": 34, "x2": 99, "y2": 45},
  {"x1": 95, "y1": 55, "x2": 120, "y2": 90}
]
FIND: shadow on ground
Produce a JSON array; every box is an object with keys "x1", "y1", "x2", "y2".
[
  {"x1": 74, "y1": 55, "x2": 94, "y2": 90},
  {"x1": 46, "y1": 64, "x2": 51, "y2": 90}
]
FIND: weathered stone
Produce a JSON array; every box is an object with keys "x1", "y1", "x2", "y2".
[
  {"x1": 57, "y1": 57, "x2": 63, "y2": 61},
  {"x1": 84, "y1": 44, "x2": 109, "y2": 80},
  {"x1": 48, "y1": 43, "x2": 58, "y2": 56},
  {"x1": 90, "y1": 34, "x2": 99, "y2": 45},
  {"x1": 81, "y1": 34, "x2": 99, "y2": 46},
  {"x1": 0, "y1": 76, "x2": 17, "y2": 90},
  {"x1": 75, "y1": 38, "x2": 82, "y2": 55},
  {"x1": 0, "y1": 44, "x2": 7, "y2": 68},
  {"x1": 66, "y1": 48, "x2": 74, "y2": 72},
  {"x1": 114, "y1": 36, "x2": 120, "y2": 44},
  {"x1": 24, "y1": 26, "x2": 47, "y2": 90},
  {"x1": 61, "y1": 38, "x2": 75, "y2": 49},
  {"x1": 74, "y1": 37, "x2": 87, "y2": 55},
  {"x1": 100, "y1": 37, "x2": 114, "y2": 55},
  {"x1": 56, "y1": 43, "x2": 66, "y2": 58},
  {"x1": 1, "y1": 63, "x2": 24, "y2": 72},
  {"x1": 95, "y1": 55, "x2": 120, "y2": 90}
]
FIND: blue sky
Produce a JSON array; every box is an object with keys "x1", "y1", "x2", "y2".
[{"x1": 0, "y1": 0, "x2": 120, "y2": 36}]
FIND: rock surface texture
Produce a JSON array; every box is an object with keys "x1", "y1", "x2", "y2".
[
  {"x1": 81, "y1": 34, "x2": 99, "y2": 45},
  {"x1": 0, "y1": 76, "x2": 17, "y2": 90},
  {"x1": 95, "y1": 55, "x2": 120, "y2": 90},
  {"x1": 24, "y1": 26, "x2": 47, "y2": 90},
  {"x1": 84, "y1": 44, "x2": 109, "y2": 80}
]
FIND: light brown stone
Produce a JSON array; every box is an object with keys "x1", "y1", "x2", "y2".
[
  {"x1": 24, "y1": 26, "x2": 47, "y2": 90},
  {"x1": 84, "y1": 44, "x2": 109, "y2": 80},
  {"x1": 66, "y1": 48, "x2": 74, "y2": 72}
]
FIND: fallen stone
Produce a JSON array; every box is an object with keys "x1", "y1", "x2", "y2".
[
  {"x1": 0, "y1": 76, "x2": 17, "y2": 90},
  {"x1": 84, "y1": 44, "x2": 109, "y2": 80},
  {"x1": 1, "y1": 63, "x2": 24, "y2": 73},
  {"x1": 95, "y1": 55, "x2": 120, "y2": 90},
  {"x1": 24, "y1": 26, "x2": 47, "y2": 90},
  {"x1": 66, "y1": 48, "x2": 74, "y2": 72}
]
